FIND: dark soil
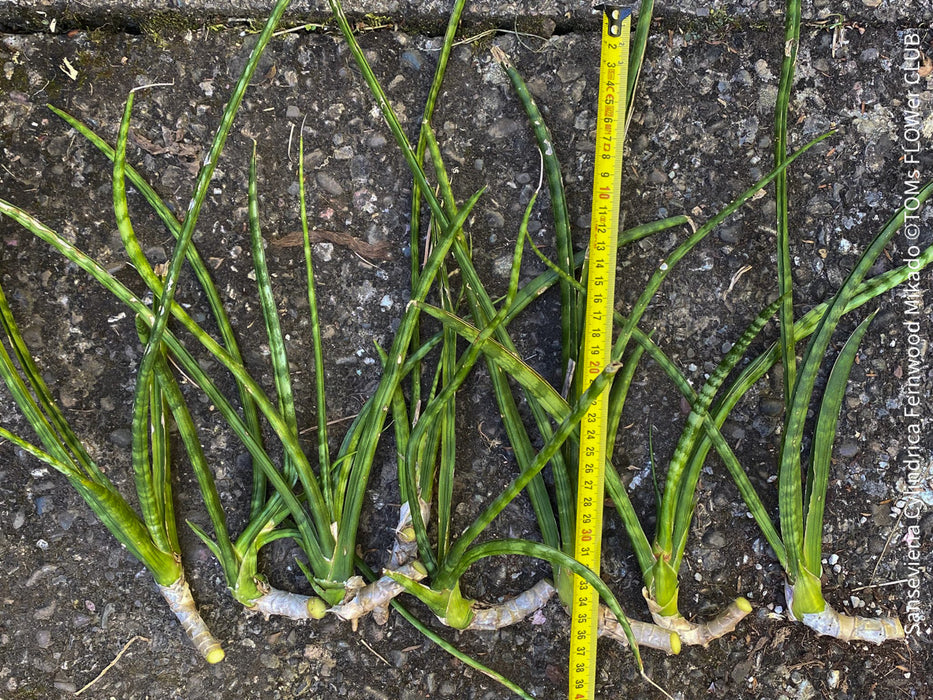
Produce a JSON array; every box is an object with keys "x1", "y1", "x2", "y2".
[{"x1": 0, "y1": 7, "x2": 931, "y2": 700}]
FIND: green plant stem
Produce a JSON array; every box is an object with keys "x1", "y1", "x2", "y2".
[
  {"x1": 775, "y1": 0, "x2": 801, "y2": 404},
  {"x1": 408, "y1": 0, "x2": 467, "y2": 414},
  {"x1": 781, "y1": 181, "x2": 933, "y2": 595},
  {"x1": 803, "y1": 313, "x2": 876, "y2": 573},
  {"x1": 328, "y1": 188, "x2": 486, "y2": 584},
  {"x1": 298, "y1": 132, "x2": 333, "y2": 506}
]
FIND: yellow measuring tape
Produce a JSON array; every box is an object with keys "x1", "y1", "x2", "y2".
[{"x1": 569, "y1": 6, "x2": 631, "y2": 699}]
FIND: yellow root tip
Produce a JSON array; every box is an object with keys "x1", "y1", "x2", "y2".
[
  {"x1": 735, "y1": 597, "x2": 753, "y2": 613},
  {"x1": 669, "y1": 632, "x2": 682, "y2": 655},
  {"x1": 206, "y1": 648, "x2": 225, "y2": 664}
]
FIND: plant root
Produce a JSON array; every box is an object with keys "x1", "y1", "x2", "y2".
[
  {"x1": 370, "y1": 500, "x2": 432, "y2": 624},
  {"x1": 329, "y1": 562, "x2": 428, "y2": 625},
  {"x1": 158, "y1": 575, "x2": 225, "y2": 663},
  {"x1": 785, "y1": 583, "x2": 905, "y2": 644},
  {"x1": 248, "y1": 586, "x2": 327, "y2": 620},
  {"x1": 598, "y1": 604, "x2": 682, "y2": 655},
  {"x1": 467, "y1": 579, "x2": 557, "y2": 630},
  {"x1": 387, "y1": 499, "x2": 431, "y2": 571},
  {"x1": 645, "y1": 589, "x2": 752, "y2": 646}
]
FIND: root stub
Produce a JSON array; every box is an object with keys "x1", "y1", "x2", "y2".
[
  {"x1": 329, "y1": 562, "x2": 427, "y2": 623},
  {"x1": 646, "y1": 590, "x2": 753, "y2": 647},
  {"x1": 467, "y1": 579, "x2": 557, "y2": 631},
  {"x1": 598, "y1": 605, "x2": 682, "y2": 655},
  {"x1": 785, "y1": 583, "x2": 905, "y2": 644},
  {"x1": 248, "y1": 587, "x2": 327, "y2": 620},
  {"x1": 796, "y1": 605, "x2": 905, "y2": 644},
  {"x1": 158, "y1": 575, "x2": 225, "y2": 663}
]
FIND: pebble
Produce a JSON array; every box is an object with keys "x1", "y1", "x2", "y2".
[
  {"x1": 492, "y1": 254, "x2": 514, "y2": 278},
  {"x1": 260, "y1": 652, "x2": 281, "y2": 669},
  {"x1": 723, "y1": 421, "x2": 746, "y2": 441},
  {"x1": 837, "y1": 441, "x2": 859, "y2": 458},
  {"x1": 486, "y1": 210, "x2": 505, "y2": 228},
  {"x1": 26, "y1": 565, "x2": 59, "y2": 587},
  {"x1": 718, "y1": 224, "x2": 740, "y2": 244},
  {"x1": 35, "y1": 630, "x2": 52, "y2": 649},
  {"x1": 314, "y1": 242, "x2": 334, "y2": 262},
  {"x1": 488, "y1": 118, "x2": 520, "y2": 139},
  {"x1": 760, "y1": 398, "x2": 784, "y2": 416},
  {"x1": 109, "y1": 428, "x2": 133, "y2": 448},
  {"x1": 34, "y1": 601, "x2": 56, "y2": 620},
  {"x1": 733, "y1": 68, "x2": 753, "y2": 87},
  {"x1": 35, "y1": 495, "x2": 53, "y2": 515},
  {"x1": 401, "y1": 50, "x2": 422, "y2": 71},
  {"x1": 648, "y1": 169, "x2": 667, "y2": 184},
  {"x1": 316, "y1": 171, "x2": 345, "y2": 197},
  {"x1": 389, "y1": 649, "x2": 408, "y2": 668},
  {"x1": 754, "y1": 59, "x2": 774, "y2": 81},
  {"x1": 145, "y1": 245, "x2": 166, "y2": 263}
]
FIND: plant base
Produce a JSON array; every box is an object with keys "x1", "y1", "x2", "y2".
[
  {"x1": 785, "y1": 583, "x2": 904, "y2": 644},
  {"x1": 644, "y1": 589, "x2": 752, "y2": 647},
  {"x1": 158, "y1": 574, "x2": 225, "y2": 663}
]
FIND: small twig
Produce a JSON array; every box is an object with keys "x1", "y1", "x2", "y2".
[
  {"x1": 273, "y1": 22, "x2": 329, "y2": 37},
  {"x1": 130, "y1": 81, "x2": 176, "y2": 93},
  {"x1": 167, "y1": 355, "x2": 197, "y2": 388},
  {"x1": 724, "y1": 264, "x2": 754, "y2": 298},
  {"x1": 75, "y1": 635, "x2": 150, "y2": 696},
  {"x1": 453, "y1": 27, "x2": 550, "y2": 51},
  {"x1": 358, "y1": 638, "x2": 390, "y2": 666},
  {"x1": 352, "y1": 249, "x2": 378, "y2": 269},
  {"x1": 850, "y1": 578, "x2": 911, "y2": 593},
  {"x1": 300, "y1": 412, "x2": 360, "y2": 434},
  {"x1": 868, "y1": 510, "x2": 903, "y2": 586}
]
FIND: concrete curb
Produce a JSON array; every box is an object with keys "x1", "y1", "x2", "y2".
[{"x1": 0, "y1": 0, "x2": 930, "y2": 35}]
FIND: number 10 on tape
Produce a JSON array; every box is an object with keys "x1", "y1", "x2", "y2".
[{"x1": 569, "y1": 6, "x2": 631, "y2": 700}]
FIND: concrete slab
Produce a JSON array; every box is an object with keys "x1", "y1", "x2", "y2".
[{"x1": 1, "y1": 0, "x2": 931, "y2": 34}]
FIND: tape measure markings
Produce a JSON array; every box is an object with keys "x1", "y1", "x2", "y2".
[{"x1": 568, "y1": 6, "x2": 631, "y2": 700}]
